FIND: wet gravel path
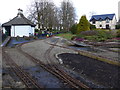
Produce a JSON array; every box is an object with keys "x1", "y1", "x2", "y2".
[
  {"x1": 58, "y1": 53, "x2": 120, "y2": 88},
  {"x1": 2, "y1": 47, "x2": 69, "y2": 88}
]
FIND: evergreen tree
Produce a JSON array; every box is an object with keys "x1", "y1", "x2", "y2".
[
  {"x1": 70, "y1": 24, "x2": 78, "y2": 34},
  {"x1": 77, "y1": 15, "x2": 90, "y2": 34}
]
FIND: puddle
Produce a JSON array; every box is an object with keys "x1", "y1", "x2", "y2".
[{"x1": 24, "y1": 66, "x2": 68, "y2": 88}]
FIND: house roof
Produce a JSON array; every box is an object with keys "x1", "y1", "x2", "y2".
[
  {"x1": 2, "y1": 11, "x2": 35, "y2": 27},
  {"x1": 90, "y1": 14, "x2": 115, "y2": 21}
]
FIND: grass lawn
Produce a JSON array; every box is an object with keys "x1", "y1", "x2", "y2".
[{"x1": 56, "y1": 33, "x2": 76, "y2": 40}]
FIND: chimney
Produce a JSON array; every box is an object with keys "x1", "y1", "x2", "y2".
[{"x1": 17, "y1": 8, "x2": 23, "y2": 17}]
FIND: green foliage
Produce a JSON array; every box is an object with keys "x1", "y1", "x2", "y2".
[
  {"x1": 77, "y1": 15, "x2": 90, "y2": 34},
  {"x1": 56, "y1": 33, "x2": 76, "y2": 40},
  {"x1": 70, "y1": 24, "x2": 78, "y2": 34},
  {"x1": 90, "y1": 24, "x2": 96, "y2": 30},
  {"x1": 16, "y1": 36, "x2": 20, "y2": 41},
  {"x1": 116, "y1": 30, "x2": 120, "y2": 37},
  {"x1": 116, "y1": 24, "x2": 120, "y2": 29},
  {"x1": 74, "y1": 30, "x2": 115, "y2": 42},
  {"x1": 80, "y1": 30, "x2": 98, "y2": 36},
  {"x1": 35, "y1": 28, "x2": 39, "y2": 32}
]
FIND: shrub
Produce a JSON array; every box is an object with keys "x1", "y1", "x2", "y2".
[
  {"x1": 33, "y1": 36, "x2": 38, "y2": 40},
  {"x1": 16, "y1": 35, "x2": 20, "y2": 41},
  {"x1": 80, "y1": 30, "x2": 98, "y2": 36},
  {"x1": 77, "y1": 15, "x2": 90, "y2": 33},
  {"x1": 71, "y1": 36, "x2": 77, "y2": 40},
  {"x1": 35, "y1": 28, "x2": 39, "y2": 32},
  {"x1": 70, "y1": 24, "x2": 78, "y2": 34},
  {"x1": 90, "y1": 24, "x2": 96, "y2": 30},
  {"x1": 116, "y1": 24, "x2": 120, "y2": 29},
  {"x1": 116, "y1": 30, "x2": 120, "y2": 37},
  {"x1": 23, "y1": 36, "x2": 30, "y2": 40}
]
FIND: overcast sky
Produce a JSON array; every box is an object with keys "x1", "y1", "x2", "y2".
[{"x1": 0, "y1": 0, "x2": 120, "y2": 24}]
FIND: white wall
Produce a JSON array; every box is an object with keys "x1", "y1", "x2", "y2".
[
  {"x1": 118, "y1": 1, "x2": 120, "y2": 21},
  {"x1": 111, "y1": 16, "x2": 117, "y2": 29},
  {"x1": 11, "y1": 25, "x2": 34, "y2": 37},
  {"x1": 90, "y1": 16, "x2": 117, "y2": 29},
  {"x1": 3, "y1": 27, "x2": 5, "y2": 34}
]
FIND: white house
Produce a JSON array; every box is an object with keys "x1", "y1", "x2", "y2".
[
  {"x1": 2, "y1": 9, "x2": 35, "y2": 37},
  {"x1": 90, "y1": 14, "x2": 117, "y2": 29}
]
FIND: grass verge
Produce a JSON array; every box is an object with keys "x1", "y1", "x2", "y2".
[{"x1": 56, "y1": 33, "x2": 76, "y2": 40}]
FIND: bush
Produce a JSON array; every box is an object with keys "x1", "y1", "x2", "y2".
[
  {"x1": 80, "y1": 30, "x2": 98, "y2": 36},
  {"x1": 116, "y1": 24, "x2": 120, "y2": 29},
  {"x1": 116, "y1": 30, "x2": 120, "y2": 37},
  {"x1": 23, "y1": 36, "x2": 30, "y2": 40},
  {"x1": 90, "y1": 24, "x2": 96, "y2": 30},
  {"x1": 77, "y1": 15, "x2": 90, "y2": 33},
  {"x1": 16, "y1": 36, "x2": 20, "y2": 41},
  {"x1": 70, "y1": 24, "x2": 78, "y2": 34},
  {"x1": 35, "y1": 28, "x2": 39, "y2": 32},
  {"x1": 71, "y1": 36, "x2": 77, "y2": 40}
]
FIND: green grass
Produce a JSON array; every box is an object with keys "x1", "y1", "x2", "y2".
[{"x1": 56, "y1": 33, "x2": 76, "y2": 40}]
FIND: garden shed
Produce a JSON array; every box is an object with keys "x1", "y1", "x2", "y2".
[{"x1": 2, "y1": 9, "x2": 35, "y2": 37}]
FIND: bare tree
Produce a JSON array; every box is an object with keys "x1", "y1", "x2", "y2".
[
  {"x1": 59, "y1": 0, "x2": 77, "y2": 31},
  {"x1": 27, "y1": 0, "x2": 76, "y2": 31},
  {"x1": 27, "y1": 0, "x2": 59, "y2": 31}
]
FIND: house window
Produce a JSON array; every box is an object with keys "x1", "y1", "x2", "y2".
[
  {"x1": 100, "y1": 25, "x2": 102, "y2": 27},
  {"x1": 92, "y1": 21, "x2": 96, "y2": 24},
  {"x1": 106, "y1": 19, "x2": 109, "y2": 23}
]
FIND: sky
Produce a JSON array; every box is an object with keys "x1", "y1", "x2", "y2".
[{"x1": 0, "y1": 0, "x2": 120, "y2": 24}]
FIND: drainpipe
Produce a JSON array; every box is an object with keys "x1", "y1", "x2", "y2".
[{"x1": 14, "y1": 26, "x2": 15, "y2": 37}]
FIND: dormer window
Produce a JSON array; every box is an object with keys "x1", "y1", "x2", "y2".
[
  {"x1": 92, "y1": 21, "x2": 96, "y2": 24},
  {"x1": 106, "y1": 19, "x2": 109, "y2": 23}
]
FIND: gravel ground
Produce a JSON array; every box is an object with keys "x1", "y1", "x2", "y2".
[
  {"x1": 22, "y1": 38, "x2": 77, "y2": 64},
  {"x1": 22, "y1": 40, "x2": 51, "y2": 64},
  {"x1": 58, "y1": 53, "x2": 120, "y2": 88},
  {"x1": 2, "y1": 53, "x2": 25, "y2": 89},
  {"x1": 3, "y1": 36, "x2": 119, "y2": 88},
  {"x1": 2, "y1": 39, "x2": 74, "y2": 88},
  {"x1": 4, "y1": 48, "x2": 36, "y2": 68}
]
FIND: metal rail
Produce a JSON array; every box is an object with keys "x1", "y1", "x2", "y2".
[
  {"x1": 44, "y1": 38, "x2": 91, "y2": 89},
  {"x1": 16, "y1": 39, "x2": 91, "y2": 90},
  {"x1": 3, "y1": 48, "x2": 44, "y2": 89}
]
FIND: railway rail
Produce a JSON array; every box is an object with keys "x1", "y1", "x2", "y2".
[
  {"x1": 44, "y1": 38, "x2": 91, "y2": 89},
  {"x1": 16, "y1": 39, "x2": 91, "y2": 90},
  {"x1": 44, "y1": 38, "x2": 120, "y2": 66},
  {"x1": 3, "y1": 48, "x2": 44, "y2": 89}
]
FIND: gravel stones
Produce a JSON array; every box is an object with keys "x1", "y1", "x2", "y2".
[{"x1": 58, "y1": 53, "x2": 120, "y2": 88}]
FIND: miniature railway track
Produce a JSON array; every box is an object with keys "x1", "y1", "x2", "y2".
[
  {"x1": 2, "y1": 48, "x2": 44, "y2": 89},
  {"x1": 16, "y1": 39, "x2": 91, "y2": 90},
  {"x1": 44, "y1": 39, "x2": 91, "y2": 89}
]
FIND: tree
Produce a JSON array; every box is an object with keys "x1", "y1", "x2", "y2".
[
  {"x1": 90, "y1": 24, "x2": 96, "y2": 30},
  {"x1": 77, "y1": 15, "x2": 90, "y2": 34},
  {"x1": 70, "y1": 23, "x2": 78, "y2": 34},
  {"x1": 59, "y1": 0, "x2": 77, "y2": 32},
  {"x1": 116, "y1": 24, "x2": 120, "y2": 29},
  {"x1": 27, "y1": 0, "x2": 59, "y2": 31},
  {"x1": 27, "y1": 0, "x2": 77, "y2": 32}
]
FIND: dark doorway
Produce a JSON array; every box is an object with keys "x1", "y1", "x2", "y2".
[
  {"x1": 5, "y1": 26, "x2": 11, "y2": 36},
  {"x1": 106, "y1": 25, "x2": 110, "y2": 29}
]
